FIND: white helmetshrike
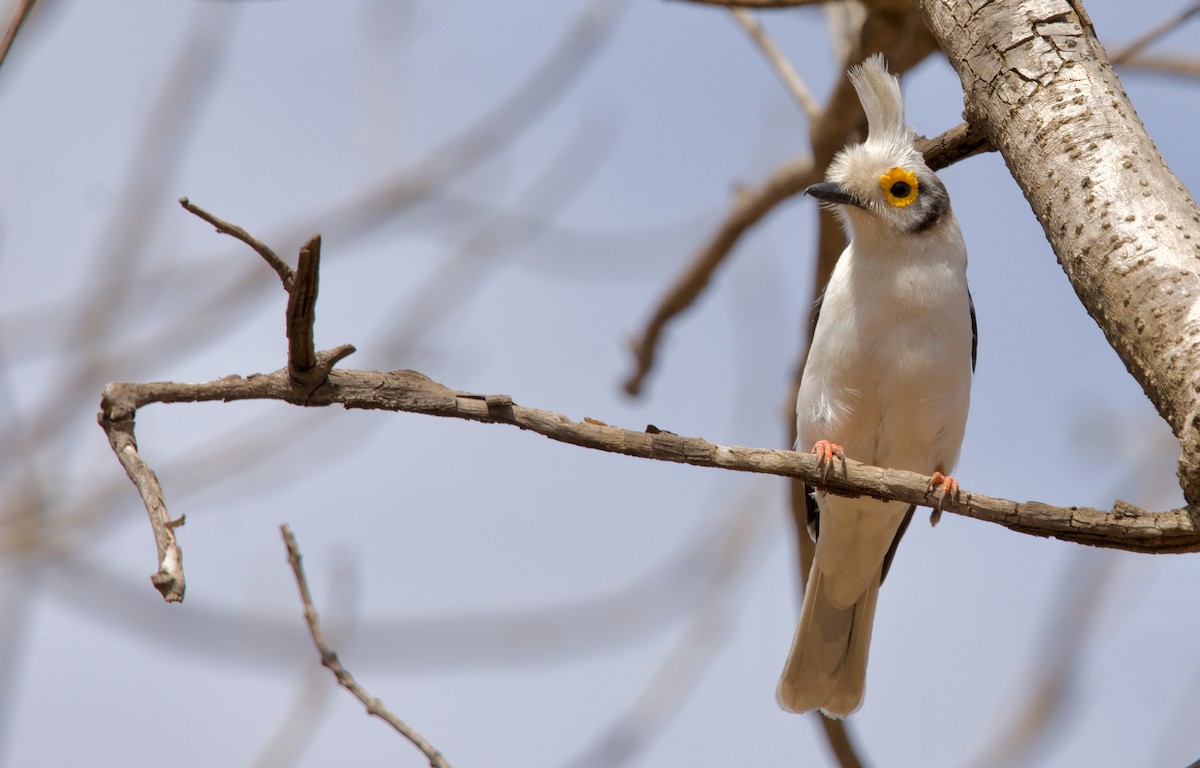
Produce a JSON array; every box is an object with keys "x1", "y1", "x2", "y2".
[{"x1": 776, "y1": 55, "x2": 976, "y2": 718}]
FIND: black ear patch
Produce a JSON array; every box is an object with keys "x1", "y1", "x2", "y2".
[{"x1": 910, "y1": 178, "x2": 950, "y2": 234}]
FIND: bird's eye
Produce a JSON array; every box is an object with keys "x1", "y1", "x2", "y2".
[{"x1": 880, "y1": 167, "x2": 919, "y2": 207}]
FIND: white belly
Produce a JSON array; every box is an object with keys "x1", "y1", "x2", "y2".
[{"x1": 796, "y1": 251, "x2": 972, "y2": 476}]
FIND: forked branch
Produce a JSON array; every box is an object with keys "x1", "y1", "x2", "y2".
[{"x1": 99, "y1": 206, "x2": 1200, "y2": 603}]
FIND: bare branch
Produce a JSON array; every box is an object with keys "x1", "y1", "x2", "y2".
[
  {"x1": 730, "y1": 8, "x2": 821, "y2": 121},
  {"x1": 913, "y1": 0, "x2": 1200, "y2": 509},
  {"x1": 250, "y1": 557, "x2": 358, "y2": 768},
  {"x1": 180, "y1": 197, "x2": 294, "y2": 289},
  {"x1": 281, "y1": 525, "x2": 452, "y2": 768},
  {"x1": 916, "y1": 121, "x2": 994, "y2": 172},
  {"x1": 95, "y1": 209, "x2": 350, "y2": 598},
  {"x1": 100, "y1": 365, "x2": 1200, "y2": 558},
  {"x1": 623, "y1": 155, "x2": 818, "y2": 395},
  {"x1": 95, "y1": 403, "x2": 185, "y2": 602},
  {"x1": 180, "y1": 202, "x2": 355, "y2": 389}
]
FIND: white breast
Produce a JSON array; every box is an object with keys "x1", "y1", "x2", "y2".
[{"x1": 797, "y1": 221, "x2": 972, "y2": 476}]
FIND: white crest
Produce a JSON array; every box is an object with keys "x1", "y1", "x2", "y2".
[{"x1": 848, "y1": 54, "x2": 912, "y2": 147}]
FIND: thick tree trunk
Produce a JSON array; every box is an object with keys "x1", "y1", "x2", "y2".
[{"x1": 915, "y1": 0, "x2": 1200, "y2": 510}]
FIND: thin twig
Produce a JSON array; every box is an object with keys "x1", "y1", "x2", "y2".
[
  {"x1": 730, "y1": 8, "x2": 821, "y2": 121},
  {"x1": 280, "y1": 525, "x2": 452, "y2": 768},
  {"x1": 180, "y1": 198, "x2": 294, "y2": 289},
  {"x1": 179, "y1": 203, "x2": 351, "y2": 387},
  {"x1": 1109, "y1": 2, "x2": 1200, "y2": 64},
  {"x1": 0, "y1": 0, "x2": 36, "y2": 73},
  {"x1": 251, "y1": 556, "x2": 358, "y2": 768}
]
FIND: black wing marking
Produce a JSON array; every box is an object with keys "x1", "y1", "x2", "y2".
[
  {"x1": 880, "y1": 505, "x2": 915, "y2": 584},
  {"x1": 969, "y1": 289, "x2": 977, "y2": 373},
  {"x1": 804, "y1": 489, "x2": 913, "y2": 587},
  {"x1": 804, "y1": 484, "x2": 819, "y2": 542},
  {"x1": 802, "y1": 291, "x2": 825, "y2": 543}
]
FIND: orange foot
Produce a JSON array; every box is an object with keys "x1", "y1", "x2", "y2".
[
  {"x1": 927, "y1": 470, "x2": 962, "y2": 526},
  {"x1": 811, "y1": 439, "x2": 845, "y2": 481}
]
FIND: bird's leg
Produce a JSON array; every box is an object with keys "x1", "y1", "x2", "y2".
[
  {"x1": 926, "y1": 470, "x2": 961, "y2": 526},
  {"x1": 810, "y1": 439, "x2": 845, "y2": 482}
]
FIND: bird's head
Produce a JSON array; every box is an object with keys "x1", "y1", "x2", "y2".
[{"x1": 807, "y1": 55, "x2": 951, "y2": 240}]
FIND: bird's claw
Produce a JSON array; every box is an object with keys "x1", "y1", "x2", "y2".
[
  {"x1": 926, "y1": 470, "x2": 961, "y2": 526},
  {"x1": 811, "y1": 440, "x2": 845, "y2": 482}
]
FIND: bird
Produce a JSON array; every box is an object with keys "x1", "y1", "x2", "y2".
[{"x1": 776, "y1": 54, "x2": 976, "y2": 718}]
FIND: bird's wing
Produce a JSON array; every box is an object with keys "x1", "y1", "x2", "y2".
[{"x1": 802, "y1": 290, "x2": 826, "y2": 543}]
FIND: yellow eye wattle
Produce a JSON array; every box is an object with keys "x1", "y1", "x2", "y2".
[{"x1": 880, "y1": 167, "x2": 919, "y2": 207}]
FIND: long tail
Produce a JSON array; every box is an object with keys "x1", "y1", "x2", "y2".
[{"x1": 776, "y1": 559, "x2": 883, "y2": 718}]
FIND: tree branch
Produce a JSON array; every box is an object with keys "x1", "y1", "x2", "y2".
[
  {"x1": 916, "y1": 121, "x2": 994, "y2": 172},
  {"x1": 281, "y1": 525, "x2": 452, "y2": 768},
  {"x1": 913, "y1": 0, "x2": 1200, "y2": 511},
  {"x1": 101, "y1": 188, "x2": 1199, "y2": 610},
  {"x1": 97, "y1": 202, "x2": 354, "y2": 599},
  {"x1": 101, "y1": 364, "x2": 1200, "y2": 562},
  {"x1": 96, "y1": 401, "x2": 186, "y2": 602},
  {"x1": 180, "y1": 197, "x2": 294, "y2": 289}
]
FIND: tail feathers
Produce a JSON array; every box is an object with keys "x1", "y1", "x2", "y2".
[{"x1": 776, "y1": 562, "x2": 882, "y2": 718}]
